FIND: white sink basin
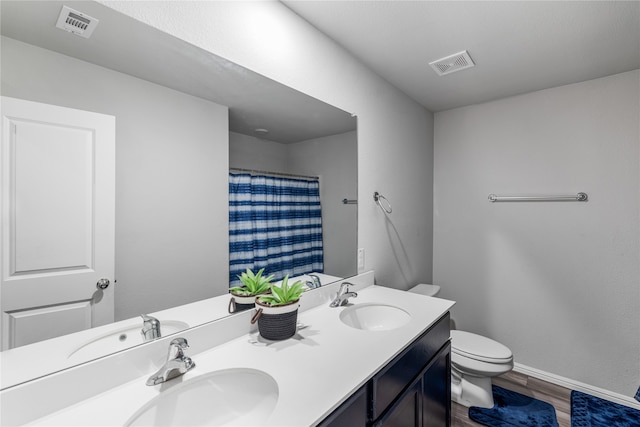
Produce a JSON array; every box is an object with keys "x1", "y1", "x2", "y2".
[
  {"x1": 68, "y1": 320, "x2": 189, "y2": 361},
  {"x1": 125, "y1": 368, "x2": 279, "y2": 426},
  {"x1": 339, "y1": 303, "x2": 411, "y2": 331}
]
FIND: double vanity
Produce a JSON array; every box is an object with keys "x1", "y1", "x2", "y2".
[{"x1": 0, "y1": 271, "x2": 455, "y2": 426}]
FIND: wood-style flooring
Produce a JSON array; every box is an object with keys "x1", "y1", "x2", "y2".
[{"x1": 451, "y1": 370, "x2": 572, "y2": 427}]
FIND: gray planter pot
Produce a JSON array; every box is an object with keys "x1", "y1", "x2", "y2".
[
  {"x1": 228, "y1": 289, "x2": 271, "y2": 313},
  {"x1": 251, "y1": 300, "x2": 300, "y2": 340}
]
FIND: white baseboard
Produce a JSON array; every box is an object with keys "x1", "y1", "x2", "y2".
[{"x1": 514, "y1": 362, "x2": 640, "y2": 410}]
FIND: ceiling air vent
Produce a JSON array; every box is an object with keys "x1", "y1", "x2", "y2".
[
  {"x1": 429, "y1": 50, "x2": 475, "y2": 76},
  {"x1": 55, "y1": 5, "x2": 99, "y2": 39}
]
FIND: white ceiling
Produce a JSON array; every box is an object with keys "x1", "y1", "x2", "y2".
[{"x1": 282, "y1": 1, "x2": 640, "y2": 112}]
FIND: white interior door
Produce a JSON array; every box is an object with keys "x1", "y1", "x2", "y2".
[{"x1": 1, "y1": 96, "x2": 115, "y2": 350}]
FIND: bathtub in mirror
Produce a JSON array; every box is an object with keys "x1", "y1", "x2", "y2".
[{"x1": 0, "y1": 1, "x2": 357, "y2": 388}]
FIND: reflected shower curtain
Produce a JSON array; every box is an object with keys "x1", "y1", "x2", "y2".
[{"x1": 229, "y1": 173, "x2": 324, "y2": 287}]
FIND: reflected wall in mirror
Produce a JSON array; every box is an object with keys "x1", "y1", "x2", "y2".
[{"x1": 0, "y1": 0, "x2": 356, "y2": 388}]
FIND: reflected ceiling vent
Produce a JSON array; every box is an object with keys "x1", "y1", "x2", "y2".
[
  {"x1": 429, "y1": 50, "x2": 475, "y2": 76},
  {"x1": 55, "y1": 5, "x2": 99, "y2": 39}
]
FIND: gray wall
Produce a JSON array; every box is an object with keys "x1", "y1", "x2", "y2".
[
  {"x1": 229, "y1": 132, "x2": 288, "y2": 172},
  {"x1": 2, "y1": 37, "x2": 230, "y2": 321},
  {"x1": 288, "y1": 131, "x2": 358, "y2": 279},
  {"x1": 433, "y1": 70, "x2": 640, "y2": 396}
]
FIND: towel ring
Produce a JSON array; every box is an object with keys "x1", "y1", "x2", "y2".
[{"x1": 374, "y1": 192, "x2": 392, "y2": 214}]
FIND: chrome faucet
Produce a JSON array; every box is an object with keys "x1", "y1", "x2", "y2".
[
  {"x1": 330, "y1": 282, "x2": 358, "y2": 307},
  {"x1": 146, "y1": 338, "x2": 195, "y2": 386},
  {"x1": 306, "y1": 274, "x2": 322, "y2": 289},
  {"x1": 140, "y1": 314, "x2": 161, "y2": 342}
]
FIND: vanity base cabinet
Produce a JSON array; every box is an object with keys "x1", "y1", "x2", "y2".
[
  {"x1": 373, "y1": 342, "x2": 451, "y2": 427},
  {"x1": 318, "y1": 313, "x2": 451, "y2": 427}
]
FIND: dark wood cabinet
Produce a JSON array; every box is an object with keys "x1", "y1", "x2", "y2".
[{"x1": 319, "y1": 313, "x2": 451, "y2": 427}]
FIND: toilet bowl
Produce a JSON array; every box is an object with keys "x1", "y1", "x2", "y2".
[{"x1": 408, "y1": 284, "x2": 514, "y2": 408}]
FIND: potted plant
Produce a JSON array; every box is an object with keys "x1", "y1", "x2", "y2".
[
  {"x1": 250, "y1": 275, "x2": 305, "y2": 340},
  {"x1": 228, "y1": 268, "x2": 274, "y2": 313}
]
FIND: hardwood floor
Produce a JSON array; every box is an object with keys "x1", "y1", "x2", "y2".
[{"x1": 451, "y1": 370, "x2": 572, "y2": 427}]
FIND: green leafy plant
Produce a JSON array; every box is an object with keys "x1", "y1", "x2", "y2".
[
  {"x1": 229, "y1": 268, "x2": 274, "y2": 296},
  {"x1": 257, "y1": 275, "x2": 305, "y2": 306}
]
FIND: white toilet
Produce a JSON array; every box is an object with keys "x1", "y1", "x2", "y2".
[{"x1": 409, "y1": 284, "x2": 514, "y2": 408}]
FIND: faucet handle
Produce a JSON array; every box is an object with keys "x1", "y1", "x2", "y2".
[
  {"x1": 170, "y1": 337, "x2": 189, "y2": 348},
  {"x1": 168, "y1": 337, "x2": 190, "y2": 359},
  {"x1": 338, "y1": 282, "x2": 354, "y2": 294},
  {"x1": 308, "y1": 274, "x2": 321, "y2": 289},
  {"x1": 141, "y1": 314, "x2": 160, "y2": 326},
  {"x1": 330, "y1": 282, "x2": 357, "y2": 307},
  {"x1": 140, "y1": 314, "x2": 161, "y2": 340}
]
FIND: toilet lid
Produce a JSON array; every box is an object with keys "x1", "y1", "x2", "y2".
[
  {"x1": 408, "y1": 284, "x2": 440, "y2": 297},
  {"x1": 451, "y1": 330, "x2": 513, "y2": 363}
]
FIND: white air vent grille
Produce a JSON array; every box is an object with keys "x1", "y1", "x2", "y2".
[
  {"x1": 56, "y1": 6, "x2": 99, "y2": 38},
  {"x1": 429, "y1": 50, "x2": 475, "y2": 76}
]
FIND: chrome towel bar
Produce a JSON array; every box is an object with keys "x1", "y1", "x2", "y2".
[{"x1": 488, "y1": 192, "x2": 588, "y2": 203}]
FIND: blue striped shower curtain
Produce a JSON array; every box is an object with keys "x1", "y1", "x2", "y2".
[{"x1": 229, "y1": 173, "x2": 324, "y2": 287}]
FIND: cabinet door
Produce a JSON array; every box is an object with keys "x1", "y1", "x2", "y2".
[
  {"x1": 423, "y1": 342, "x2": 451, "y2": 427},
  {"x1": 318, "y1": 384, "x2": 368, "y2": 427},
  {"x1": 374, "y1": 380, "x2": 421, "y2": 427}
]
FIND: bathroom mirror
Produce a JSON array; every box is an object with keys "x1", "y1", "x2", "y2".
[{"x1": 0, "y1": 1, "x2": 357, "y2": 388}]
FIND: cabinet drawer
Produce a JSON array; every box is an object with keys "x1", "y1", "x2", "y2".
[{"x1": 370, "y1": 312, "x2": 450, "y2": 420}]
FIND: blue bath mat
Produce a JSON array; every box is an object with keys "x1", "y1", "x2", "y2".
[
  {"x1": 468, "y1": 385, "x2": 559, "y2": 427},
  {"x1": 571, "y1": 390, "x2": 640, "y2": 427}
]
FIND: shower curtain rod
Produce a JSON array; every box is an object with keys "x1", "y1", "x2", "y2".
[{"x1": 229, "y1": 167, "x2": 319, "y2": 180}]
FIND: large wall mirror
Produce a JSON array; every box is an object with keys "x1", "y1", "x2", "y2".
[{"x1": 0, "y1": 1, "x2": 357, "y2": 388}]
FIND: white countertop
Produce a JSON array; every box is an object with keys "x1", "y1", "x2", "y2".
[{"x1": 21, "y1": 284, "x2": 454, "y2": 427}]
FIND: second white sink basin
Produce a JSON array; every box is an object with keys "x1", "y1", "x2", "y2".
[
  {"x1": 339, "y1": 303, "x2": 411, "y2": 331},
  {"x1": 68, "y1": 320, "x2": 189, "y2": 361},
  {"x1": 125, "y1": 368, "x2": 279, "y2": 426}
]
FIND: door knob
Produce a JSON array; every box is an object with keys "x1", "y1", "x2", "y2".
[{"x1": 96, "y1": 278, "x2": 110, "y2": 290}]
